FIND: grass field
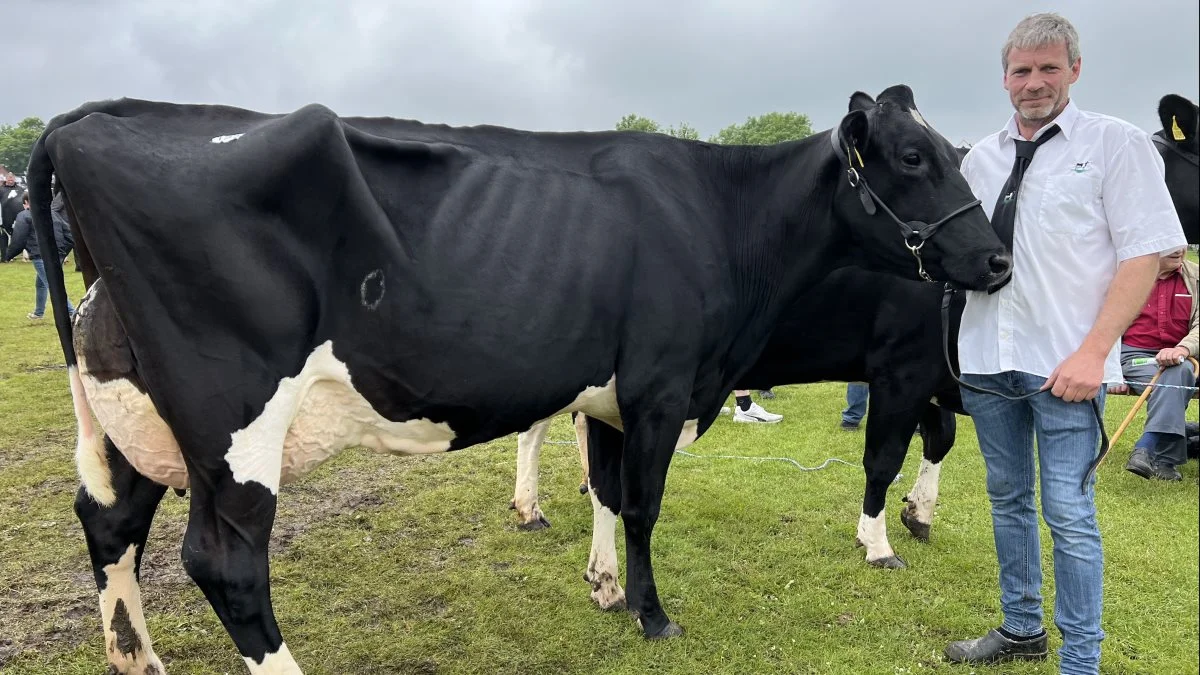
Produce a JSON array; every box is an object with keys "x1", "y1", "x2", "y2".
[{"x1": 0, "y1": 258, "x2": 1196, "y2": 675}]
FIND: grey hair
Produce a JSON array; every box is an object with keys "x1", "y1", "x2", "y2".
[{"x1": 1001, "y1": 13, "x2": 1080, "y2": 71}]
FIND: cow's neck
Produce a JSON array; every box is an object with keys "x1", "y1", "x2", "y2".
[{"x1": 708, "y1": 134, "x2": 850, "y2": 376}]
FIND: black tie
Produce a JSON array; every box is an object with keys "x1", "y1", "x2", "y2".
[{"x1": 990, "y1": 124, "x2": 1061, "y2": 253}]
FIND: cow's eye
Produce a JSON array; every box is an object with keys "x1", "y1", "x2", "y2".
[{"x1": 901, "y1": 153, "x2": 921, "y2": 167}]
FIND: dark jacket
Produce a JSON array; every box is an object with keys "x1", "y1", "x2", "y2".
[{"x1": 2, "y1": 209, "x2": 74, "y2": 262}]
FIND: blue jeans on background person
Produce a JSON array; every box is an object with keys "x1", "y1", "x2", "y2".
[
  {"x1": 842, "y1": 382, "x2": 868, "y2": 425},
  {"x1": 960, "y1": 371, "x2": 1106, "y2": 675},
  {"x1": 32, "y1": 258, "x2": 75, "y2": 318}
]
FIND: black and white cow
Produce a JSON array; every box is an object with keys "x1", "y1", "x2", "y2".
[
  {"x1": 31, "y1": 86, "x2": 1010, "y2": 673},
  {"x1": 512, "y1": 266, "x2": 963, "y2": 570},
  {"x1": 1155, "y1": 94, "x2": 1199, "y2": 245}
]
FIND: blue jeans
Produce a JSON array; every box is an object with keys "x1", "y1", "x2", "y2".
[
  {"x1": 842, "y1": 382, "x2": 868, "y2": 424},
  {"x1": 32, "y1": 259, "x2": 75, "y2": 318},
  {"x1": 960, "y1": 371, "x2": 1106, "y2": 675}
]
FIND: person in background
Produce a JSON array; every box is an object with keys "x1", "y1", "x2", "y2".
[
  {"x1": 1119, "y1": 246, "x2": 1197, "y2": 482},
  {"x1": 2, "y1": 190, "x2": 77, "y2": 319}
]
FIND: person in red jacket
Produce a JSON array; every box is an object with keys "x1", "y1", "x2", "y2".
[{"x1": 1120, "y1": 247, "x2": 1198, "y2": 481}]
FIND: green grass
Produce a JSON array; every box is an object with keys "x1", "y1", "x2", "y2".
[{"x1": 0, "y1": 259, "x2": 1196, "y2": 674}]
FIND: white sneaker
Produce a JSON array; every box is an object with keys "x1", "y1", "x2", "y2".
[{"x1": 733, "y1": 401, "x2": 783, "y2": 424}]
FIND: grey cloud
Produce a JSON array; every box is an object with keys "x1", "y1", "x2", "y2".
[{"x1": 8, "y1": 0, "x2": 1198, "y2": 146}]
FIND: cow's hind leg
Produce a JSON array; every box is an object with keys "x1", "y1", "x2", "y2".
[
  {"x1": 511, "y1": 418, "x2": 552, "y2": 530},
  {"x1": 181, "y1": 470, "x2": 298, "y2": 674},
  {"x1": 583, "y1": 416, "x2": 626, "y2": 611},
  {"x1": 75, "y1": 435, "x2": 168, "y2": 675},
  {"x1": 855, "y1": 387, "x2": 923, "y2": 569},
  {"x1": 901, "y1": 404, "x2": 955, "y2": 542},
  {"x1": 574, "y1": 412, "x2": 590, "y2": 495}
]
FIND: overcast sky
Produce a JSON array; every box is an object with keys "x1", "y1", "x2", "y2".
[{"x1": 9, "y1": 0, "x2": 1199, "y2": 146}]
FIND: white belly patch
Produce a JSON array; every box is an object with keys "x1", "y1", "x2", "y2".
[
  {"x1": 81, "y1": 341, "x2": 456, "y2": 493},
  {"x1": 226, "y1": 340, "x2": 456, "y2": 494}
]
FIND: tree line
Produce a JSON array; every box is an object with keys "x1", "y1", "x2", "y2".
[{"x1": 0, "y1": 109, "x2": 813, "y2": 176}]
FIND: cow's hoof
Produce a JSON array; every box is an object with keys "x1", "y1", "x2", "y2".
[
  {"x1": 578, "y1": 482, "x2": 588, "y2": 495},
  {"x1": 900, "y1": 507, "x2": 931, "y2": 542},
  {"x1": 517, "y1": 515, "x2": 551, "y2": 531},
  {"x1": 867, "y1": 555, "x2": 907, "y2": 570},
  {"x1": 644, "y1": 621, "x2": 685, "y2": 640}
]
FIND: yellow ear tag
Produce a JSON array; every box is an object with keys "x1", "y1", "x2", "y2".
[
  {"x1": 854, "y1": 147, "x2": 864, "y2": 167},
  {"x1": 1172, "y1": 115, "x2": 1186, "y2": 141}
]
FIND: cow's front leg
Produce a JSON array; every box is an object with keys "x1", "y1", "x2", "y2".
[
  {"x1": 511, "y1": 419, "x2": 552, "y2": 530},
  {"x1": 619, "y1": 405, "x2": 688, "y2": 639},
  {"x1": 855, "y1": 389, "x2": 923, "y2": 569}
]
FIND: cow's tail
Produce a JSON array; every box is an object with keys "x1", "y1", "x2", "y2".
[{"x1": 28, "y1": 117, "x2": 116, "y2": 507}]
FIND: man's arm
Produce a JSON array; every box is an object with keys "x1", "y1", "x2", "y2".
[{"x1": 1043, "y1": 253, "x2": 1160, "y2": 402}]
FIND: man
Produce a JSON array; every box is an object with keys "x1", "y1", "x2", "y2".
[
  {"x1": 947, "y1": 12, "x2": 1187, "y2": 674},
  {"x1": 1120, "y1": 247, "x2": 1197, "y2": 481},
  {"x1": 2, "y1": 191, "x2": 76, "y2": 318}
]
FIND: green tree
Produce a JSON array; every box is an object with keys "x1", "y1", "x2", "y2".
[
  {"x1": 615, "y1": 115, "x2": 700, "y2": 141},
  {"x1": 708, "y1": 111, "x2": 813, "y2": 145},
  {"x1": 0, "y1": 117, "x2": 46, "y2": 175},
  {"x1": 664, "y1": 122, "x2": 700, "y2": 141},
  {"x1": 615, "y1": 114, "x2": 661, "y2": 134}
]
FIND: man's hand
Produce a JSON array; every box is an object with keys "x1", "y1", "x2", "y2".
[
  {"x1": 1156, "y1": 346, "x2": 1190, "y2": 368},
  {"x1": 1043, "y1": 350, "x2": 1106, "y2": 402}
]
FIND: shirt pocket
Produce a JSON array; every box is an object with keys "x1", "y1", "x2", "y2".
[{"x1": 1039, "y1": 171, "x2": 1102, "y2": 236}]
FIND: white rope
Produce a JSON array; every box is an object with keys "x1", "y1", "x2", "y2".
[
  {"x1": 673, "y1": 449, "x2": 859, "y2": 472},
  {"x1": 541, "y1": 441, "x2": 893, "y2": 479}
]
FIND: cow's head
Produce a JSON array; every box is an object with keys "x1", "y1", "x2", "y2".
[
  {"x1": 831, "y1": 85, "x2": 1010, "y2": 292},
  {"x1": 1155, "y1": 94, "x2": 1199, "y2": 245}
]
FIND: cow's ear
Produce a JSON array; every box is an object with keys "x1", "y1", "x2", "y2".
[
  {"x1": 848, "y1": 91, "x2": 875, "y2": 112},
  {"x1": 837, "y1": 109, "x2": 870, "y2": 167},
  {"x1": 877, "y1": 84, "x2": 917, "y2": 110},
  {"x1": 1158, "y1": 94, "x2": 1198, "y2": 142}
]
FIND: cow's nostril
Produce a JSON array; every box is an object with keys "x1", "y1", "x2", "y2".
[{"x1": 988, "y1": 253, "x2": 1012, "y2": 275}]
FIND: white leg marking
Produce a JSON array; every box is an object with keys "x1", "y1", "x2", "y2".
[
  {"x1": 99, "y1": 544, "x2": 165, "y2": 675},
  {"x1": 227, "y1": 341, "x2": 457, "y2": 494},
  {"x1": 245, "y1": 642, "x2": 303, "y2": 674},
  {"x1": 70, "y1": 364, "x2": 116, "y2": 506},
  {"x1": 586, "y1": 488, "x2": 625, "y2": 610},
  {"x1": 575, "y1": 413, "x2": 590, "y2": 490},
  {"x1": 675, "y1": 419, "x2": 699, "y2": 450},
  {"x1": 906, "y1": 458, "x2": 942, "y2": 526},
  {"x1": 512, "y1": 419, "x2": 550, "y2": 526},
  {"x1": 856, "y1": 511, "x2": 896, "y2": 563}
]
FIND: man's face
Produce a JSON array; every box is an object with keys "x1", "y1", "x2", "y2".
[
  {"x1": 1003, "y1": 41, "x2": 1080, "y2": 124},
  {"x1": 1159, "y1": 250, "x2": 1185, "y2": 277}
]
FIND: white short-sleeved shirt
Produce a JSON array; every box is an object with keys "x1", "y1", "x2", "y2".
[{"x1": 958, "y1": 100, "x2": 1188, "y2": 384}]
